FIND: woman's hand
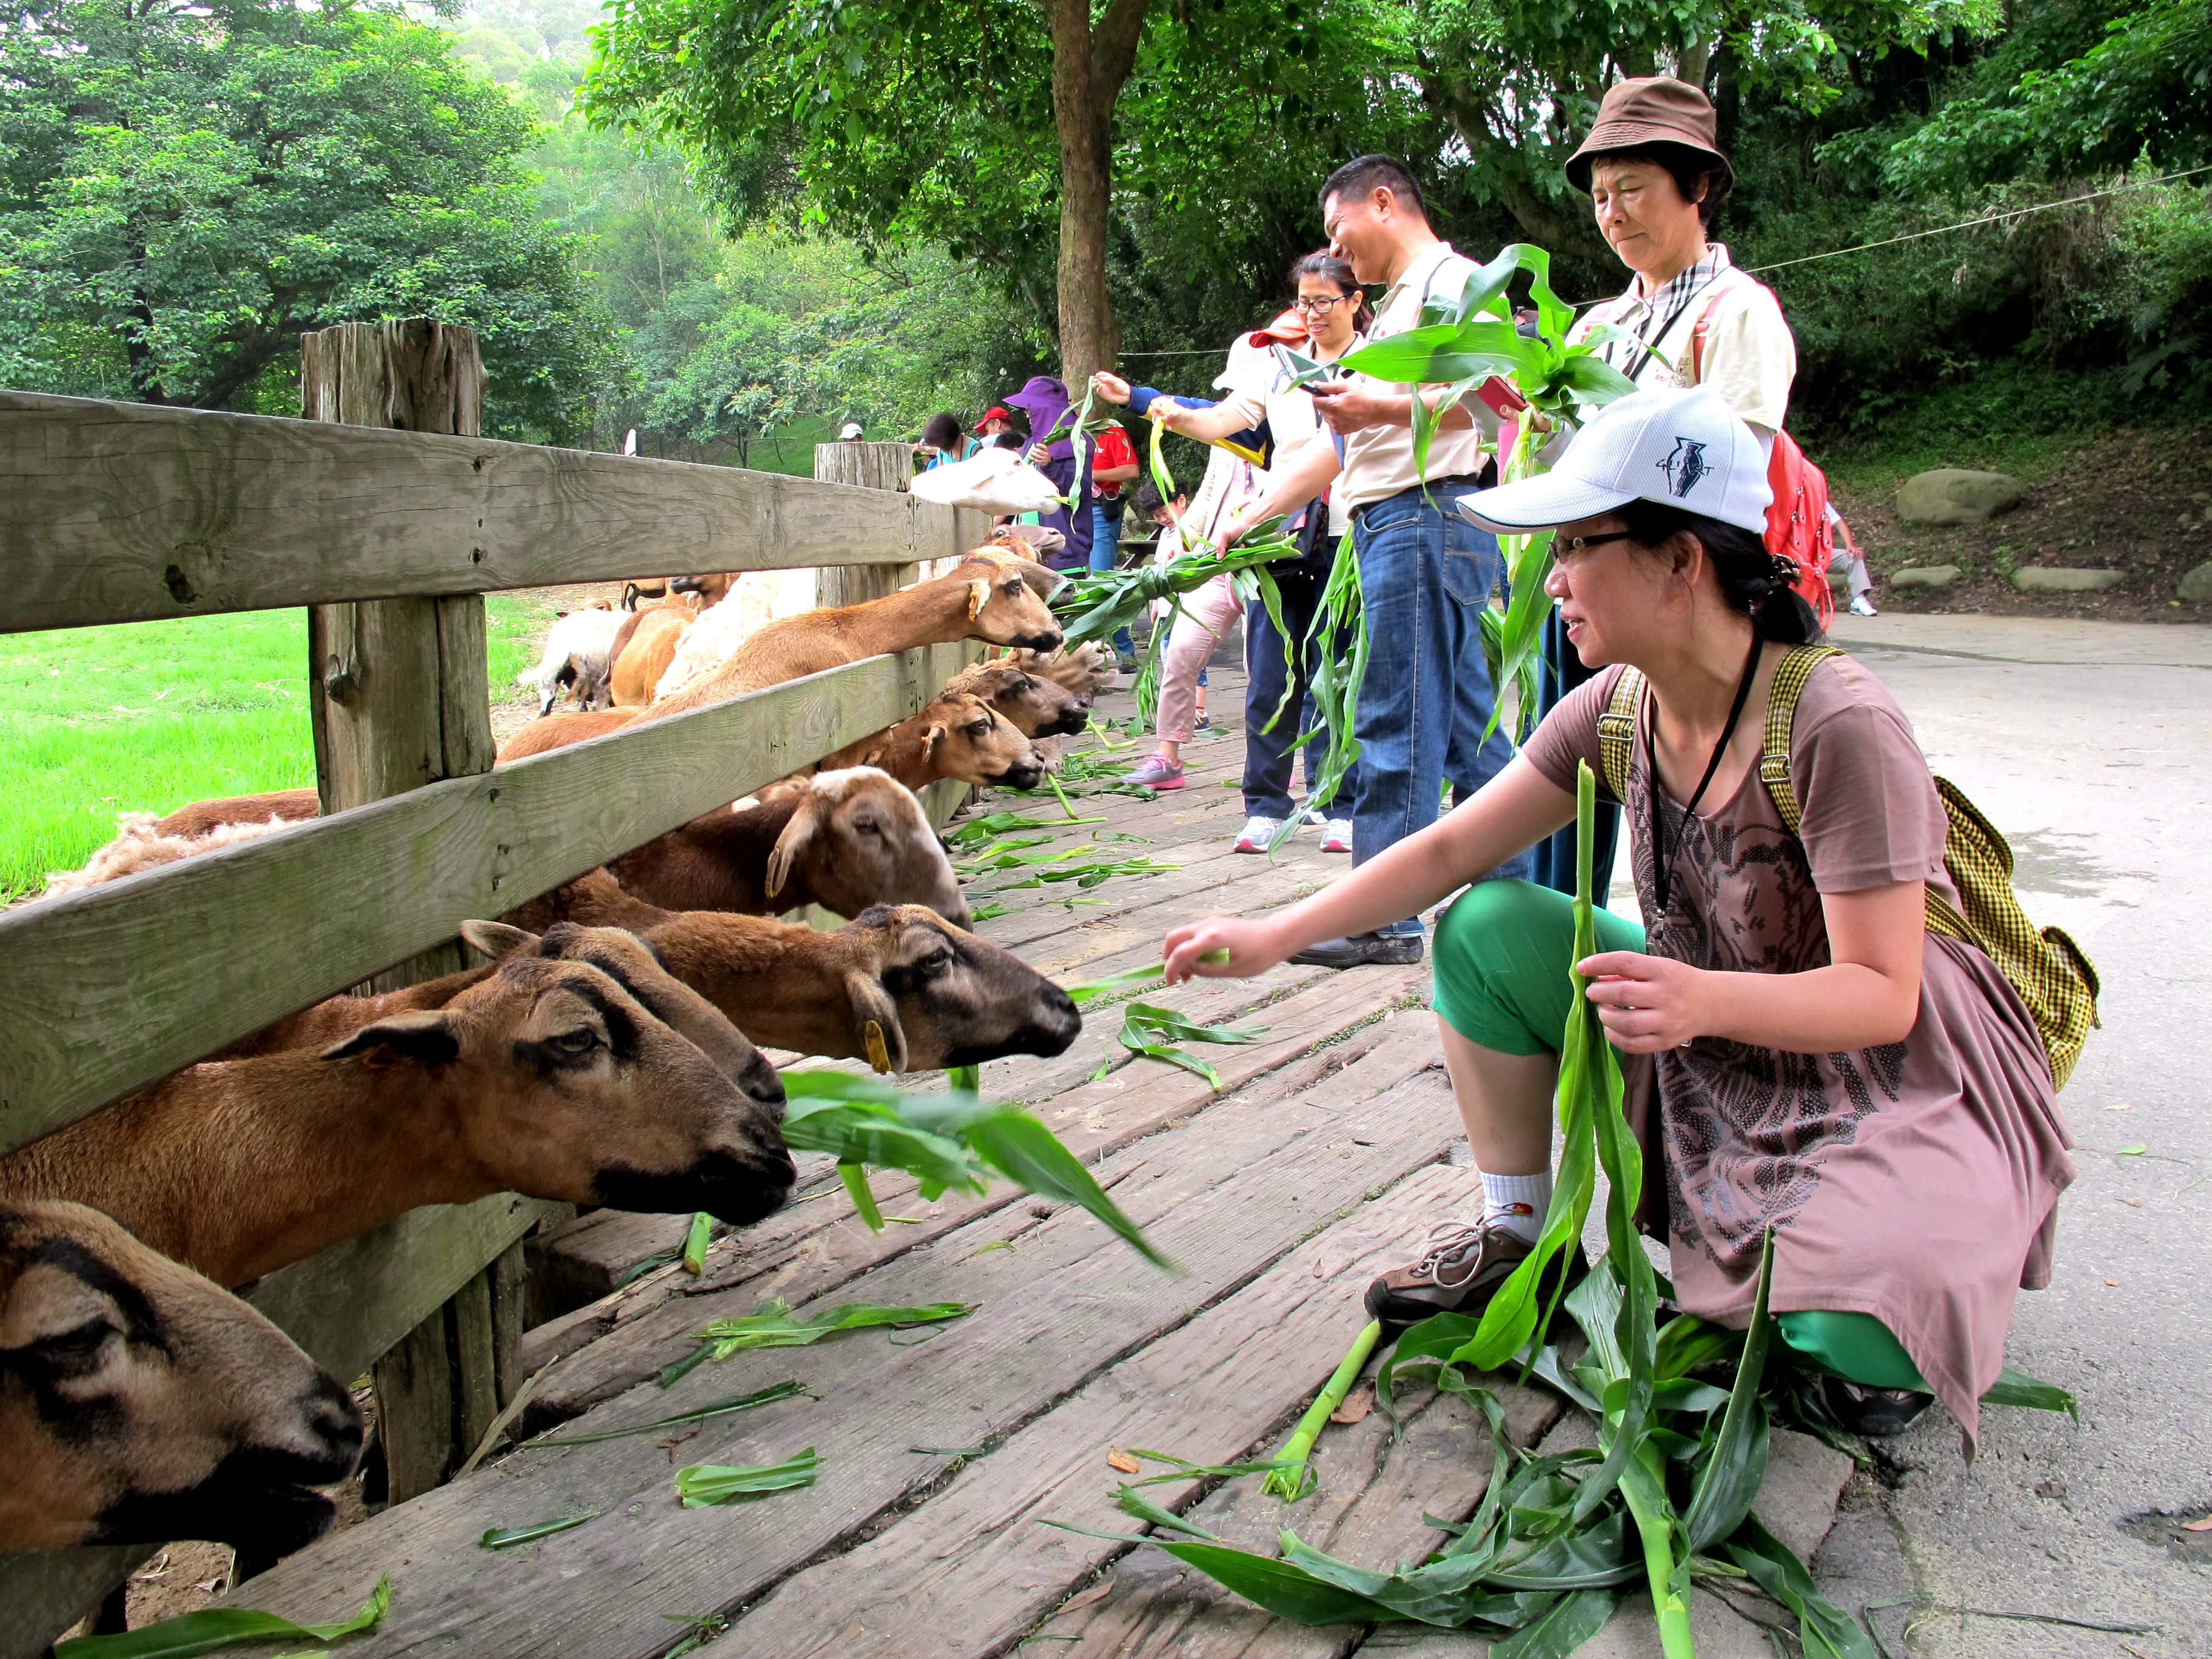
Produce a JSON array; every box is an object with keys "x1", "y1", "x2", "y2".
[
  {"x1": 1163, "y1": 916, "x2": 1286, "y2": 984},
  {"x1": 1152, "y1": 398, "x2": 1201, "y2": 435},
  {"x1": 1576, "y1": 951, "x2": 1712, "y2": 1054},
  {"x1": 1027, "y1": 441, "x2": 1052, "y2": 467},
  {"x1": 1091, "y1": 371, "x2": 1132, "y2": 404}
]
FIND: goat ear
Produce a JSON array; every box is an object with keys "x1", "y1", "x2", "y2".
[
  {"x1": 765, "y1": 802, "x2": 820, "y2": 902},
  {"x1": 460, "y1": 919, "x2": 537, "y2": 962},
  {"x1": 843, "y1": 971, "x2": 908, "y2": 1074},
  {"x1": 323, "y1": 1011, "x2": 460, "y2": 1068},
  {"x1": 966, "y1": 579, "x2": 991, "y2": 622},
  {"x1": 922, "y1": 724, "x2": 947, "y2": 759}
]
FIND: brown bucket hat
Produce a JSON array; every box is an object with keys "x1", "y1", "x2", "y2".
[{"x1": 1565, "y1": 76, "x2": 1734, "y2": 194}]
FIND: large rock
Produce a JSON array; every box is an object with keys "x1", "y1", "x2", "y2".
[
  {"x1": 2181, "y1": 561, "x2": 2212, "y2": 603},
  {"x1": 1895, "y1": 469, "x2": 2026, "y2": 526},
  {"x1": 1889, "y1": 565, "x2": 1960, "y2": 591},
  {"x1": 2013, "y1": 566, "x2": 2122, "y2": 593}
]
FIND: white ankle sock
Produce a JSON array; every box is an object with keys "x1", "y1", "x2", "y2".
[{"x1": 1481, "y1": 1170, "x2": 1553, "y2": 1245}]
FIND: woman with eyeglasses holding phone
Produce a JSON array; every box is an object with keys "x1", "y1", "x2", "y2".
[{"x1": 1091, "y1": 252, "x2": 1372, "y2": 850}]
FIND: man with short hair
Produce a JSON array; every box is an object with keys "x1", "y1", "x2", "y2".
[{"x1": 1214, "y1": 153, "x2": 1530, "y2": 967}]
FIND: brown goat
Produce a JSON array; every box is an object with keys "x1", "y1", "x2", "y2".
[
  {"x1": 227, "y1": 894, "x2": 1082, "y2": 1074},
  {"x1": 1009, "y1": 643, "x2": 1117, "y2": 698},
  {"x1": 669, "y1": 571, "x2": 739, "y2": 606},
  {"x1": 811, "y1": 692, "x2": 1044, "y2": 794},
  {"x1": 0, "y1": 950, "x2": 794, "y2": 1289},
  {"x1": 0, "y1": 1200, "x2": 364, "y2": 1554},
  {"x1": 609, "y1": 605, "x2": 694, "y2": 708},
  {"x1": 154, "y1": 788, "x2": 318, "y2": 840},
  {"x1": 499, "y1": 551, "x2": 1067, "y2": 762},
  {"x1": 943, "y1": 658, "x2": 1091, "y2": 738}
]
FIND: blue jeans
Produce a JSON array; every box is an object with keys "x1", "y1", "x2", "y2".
[
  {"x1": 1244, "y1": 557, "x2": 1361, "y2": 820},
  {"x1": 1350, "y1": 478, "x2": 1531, "y2": 936},
  {"x1": 1090, "y1": 504, "x2": 1134, "y2": 658}
]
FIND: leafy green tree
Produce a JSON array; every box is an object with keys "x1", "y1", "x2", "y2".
[{"x1": 0, "y1": 0, "x2": 613, "y2": 439}]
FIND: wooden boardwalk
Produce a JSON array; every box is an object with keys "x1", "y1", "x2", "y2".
[{"x1": 206, "y1": 670, "x2": 1553, "y2": 1658}]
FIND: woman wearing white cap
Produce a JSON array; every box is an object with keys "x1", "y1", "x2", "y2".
[{"x1": 1161, "y1": 387, "x2": 2074, "y2": 1449}]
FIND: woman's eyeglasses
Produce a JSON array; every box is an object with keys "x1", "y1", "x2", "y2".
[
  {"x1": 1554, "y1": 530, "x2": 1637, "y2": 559},
  {"x1": 1292, "y1": 293, "x2": 1351, "y2": 313}
]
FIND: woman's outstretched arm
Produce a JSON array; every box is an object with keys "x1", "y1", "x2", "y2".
[{"x1": 1162, "y1": 754, "x2": 1577, "y2": 981}]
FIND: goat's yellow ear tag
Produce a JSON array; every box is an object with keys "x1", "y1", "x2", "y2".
[{"x1": 863, "y1": 1021, "x2": 893, "y2": 1074}]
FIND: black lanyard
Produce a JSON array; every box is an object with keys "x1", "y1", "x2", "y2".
[
  {"x1": 1604, "y1": 270, "x2": 1721, "y2": 385},
  {"x1": 1646, "y1": 634, "x2": 1764, "y2": 917}
]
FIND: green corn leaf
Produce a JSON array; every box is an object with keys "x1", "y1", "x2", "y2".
[
  {"x1": 1980, "y1": 1366, "x2": 2079, "y2": 1421},
  {"x1": 1490, "y1": 1588, "x2": 1623, "y2": 1658},
  {"x1": 1121, "y1": 1039, "x2": 1222, "y2": 1088},
  {"x1": 779, "y1": 1071, "x2": 992, "y2": 1201},
  {"x1": 1655, "y1": 1313, "x2": 1740, "y2": 1382},
  {"x1": 693, "y1": 1298, "x2": 971, "y2": 1358},
  {"x1": 968, "y1": 900, "x2": 1008, "y2": 922},
  {"x1": 675, "y1": 1447, "x2": 820, "y2": 1507},
  {"x1": 1682, "y1": 1231, "x2": 1775, "y2": 1551},
  {"x1": 1113, "y1": 1484, "x2": 1226, "y2": 1539},
  {"x1": 839, "y1": 1161, "x2": 885, "y2": 1229},
  {"x1": 960, "y1": 1108, "x2": 1175, "y2": 1271},
  {"x1": 1722, "y1": 1515, "x2": 1882, "y2": 1659},
  {"x1": 55, "y1": 1577, "x2": 390, "y2": 1659},
  {"x1": 1144, "y1": 1540, "x2": 1407, "y2": 1626},
  {"x1": 1119, "y1": 1000, "x2": 1269, "y2": 1046},
  {"x1": 479, "y1": 1513, "x2": 594, "y2": 1550},
  {"x1": 523, "y1": 1380, "x2": 808, "y2": 1447}
]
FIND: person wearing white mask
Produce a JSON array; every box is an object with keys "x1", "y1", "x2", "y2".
[{"x1": 1161, "y1": 387, "x2": 2076, "y2": 1449}]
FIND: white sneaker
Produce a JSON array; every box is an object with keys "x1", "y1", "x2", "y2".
[
  {"x1": 1321, "y1": 817, "x2": 1354, "y2": 853},
  {"x1": 1849, "y1": 594, "x2": 1879, "y2": 617},
  {"x1": 1234, "y1": 814, "x2": 1284, "y2": 853}
]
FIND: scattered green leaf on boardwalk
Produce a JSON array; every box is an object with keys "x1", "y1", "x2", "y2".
[
  {"x1": 55, "y1": 1576, "x2": 390, "y2": 1658},
  {"x1": 694, "y1": 1299, "x2": 971, "y2": 1358},
  {"x1": 479, "y1": 1514, "x2": 594, "y2": 1550},
  {"x1": 676, "y1": 1448, "x2": 820, "y2": 1507},
  {"x1": 523, "y1": 1381, "x2": 808, "y2": 1447}
]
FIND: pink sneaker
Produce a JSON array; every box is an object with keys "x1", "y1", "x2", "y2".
[
  {"x1": 1320, "y1": 816, "x2": 1353, "y2": 853},
  {"x1": 1124, "y1": 752, "x2": 1185, "y2": 789}
]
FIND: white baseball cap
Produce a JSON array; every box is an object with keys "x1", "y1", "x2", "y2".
[
  {"x1": 1458, "y1": 386, "x2": 1773, "y2": 535},
  {"x1": 838, "y1": 421, "x2": 864, "y2": 440}
]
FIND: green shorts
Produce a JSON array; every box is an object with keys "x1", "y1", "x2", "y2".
[{"x1": 1430, "y1": 879, "x2": 1929, "y2": 1393}]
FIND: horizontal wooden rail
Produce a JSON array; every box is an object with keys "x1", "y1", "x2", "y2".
[
  {"x1": 0, "y1": 392, "x2": 981, "y2": 633},
  {"x1": 0, "y1": 643, "x2": 967, "y2": 1156}
]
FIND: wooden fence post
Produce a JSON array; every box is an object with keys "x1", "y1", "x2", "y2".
[
  {"x1": 814, "y1": 441, "x2": 917, "y2": 607},
  {"x1": 298, "y1": 320, "x2": 519, "y2": 1506}
]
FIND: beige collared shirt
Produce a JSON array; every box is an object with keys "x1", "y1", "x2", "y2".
[{"x1": 1335, "y1": 240, "x2": 1504, "y2": 513}]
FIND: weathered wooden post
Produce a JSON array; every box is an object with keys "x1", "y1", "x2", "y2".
[
  {"x1": 299, "y1": 320, "x2": 523, "y2": 1505},
  {"x1": 814, "y1": 440, "x2": 918, "y2": 607}
]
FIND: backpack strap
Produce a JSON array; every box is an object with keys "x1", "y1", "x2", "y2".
[
  {"x1": 1596, "y1": 667, "x2": 1643, "y2": 802},
  {"x1": 1753, "y1": 645, "x2": 1841, "y2": 836}
]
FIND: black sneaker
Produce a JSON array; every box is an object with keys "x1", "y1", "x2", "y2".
[
  {"x1": 1820, "y1": 1377, "x2": 1934, "y2": 1437},
  {"x1": 1290, "y1": 931, "x2": 1424, "y2": 968},
  {"x1": 1364, "y1": 1219, "x2": 1585, "y2": 1329}
]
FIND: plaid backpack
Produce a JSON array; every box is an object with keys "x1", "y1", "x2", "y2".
[{"x1": 1597, "y1": 645, "x2": 2100, "y2": 1088}]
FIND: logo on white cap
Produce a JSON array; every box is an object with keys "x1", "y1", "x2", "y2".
[{"x1": 1658, "y1": 437, "x2": 1709, "y2": 500}]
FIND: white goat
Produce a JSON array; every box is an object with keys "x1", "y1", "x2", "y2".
[
  {"x1": 518, "y1": 606, "x2": 625, "y2": 717},
  {"x1": 654, "y1": 568, "x2": 819, "y2": 702}
]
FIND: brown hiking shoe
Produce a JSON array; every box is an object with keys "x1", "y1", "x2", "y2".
[{"x1": 1364, "y1": 1219, "x2": 1584, "y2": 1329}]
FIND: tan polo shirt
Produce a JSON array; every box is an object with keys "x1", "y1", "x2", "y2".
[
  {"x1": 1336, "y1": 240, "x2": 1504, "y2": 513},
  {"x1": 1570, "y1": 246, "x2": 1795, "y2": 434}
]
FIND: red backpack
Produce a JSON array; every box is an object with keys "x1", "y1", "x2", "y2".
[{"x1": 1690, "y1": 292, "x2": 1835, "y2": 626}]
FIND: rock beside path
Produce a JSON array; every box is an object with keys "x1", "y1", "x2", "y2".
[
  {"x1": 2182, "y1": 561, "x2": 2212, "y2": 603},
  {"x1": 1895, "y1": 469, "x2": 2025, "y2": 526},
  {"x1": 2013, "y1": 566, "x2": 2123, "y2": 592},
  {"x1": 1890, "y1": 565, "x2": 1961, "y2": 591}
]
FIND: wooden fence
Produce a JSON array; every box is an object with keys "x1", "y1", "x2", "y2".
[{"x1": 0, "y1": 372, "x2": 988, "y2": 1652}]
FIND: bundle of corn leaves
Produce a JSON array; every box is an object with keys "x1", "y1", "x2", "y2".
[{"x1": 1073, "y1": 765, "x2": 2071, "y2": 1657}]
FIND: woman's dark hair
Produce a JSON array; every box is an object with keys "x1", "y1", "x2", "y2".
[
  {"x1": 1618, "y1": 500, "x2": 1823, "y2": 644},
  {"x1": 922, "y1": 412, "x2": 962, "y2": 451},
  {"x1": 1289, "y1": 250, "x2": 1373, "y2": 333},
  {"x1": 1588, "y1": 142, "x2": 1733, "y2": 233}
]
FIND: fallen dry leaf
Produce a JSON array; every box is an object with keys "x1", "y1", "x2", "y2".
[
  {"x1": 1107, "y1": 1448, "x2": 1141, "y2": 1475},
  {"x1": 657, "y1": 1429, "x2": 701, "y2": 1464},
  {"x1": 1057, "y1": 1580, "x2": 1117, "y2": 1616},
  {"x1": 2182, "y1": 1515, "x2": 2212, "y2": 1533},
  {"x1": 2103, "y1": 1101, "x2": 2134, "y2": 1111},
  {"x1": 2105, "y1": 1279, "x2": 2120, "y2": 1287},
  {"x1": 1330, "y1": 1386, "x2": 1375, "y2": 1426}
]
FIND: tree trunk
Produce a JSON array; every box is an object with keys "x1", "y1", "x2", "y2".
[{"x1": 1045, "y1": 0, "x2": 1151, "y2": 389}]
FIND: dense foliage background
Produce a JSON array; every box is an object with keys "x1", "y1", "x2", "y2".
[{"x1": 3, "y1": 0, "x2": 2206, "y2": 457}]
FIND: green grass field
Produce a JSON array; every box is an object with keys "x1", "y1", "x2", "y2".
[{"x1": 1, "y1": 594, "x2": 558, "y2": 904}]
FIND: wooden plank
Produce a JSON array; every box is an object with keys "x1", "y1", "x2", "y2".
[
  {"x1": 518, "y1": 968, "x2": 1429, "y2": 1427},
  {"x1": 814, "y1": 440, "x2": 917, "y2": 609},
  {"x1": 0, "y1": 645, "x2": 967, "y2": 1155},
  {"x1": 729, "y1": 1165, "x2": 1561, "y2": 1659},
  {"x1": 0, "y1": 391, "x2": 987, "y2": 633},
  {"x1": 196, "y1": 1021, "x2": 1466, "y2": 1656},
  {"x1": 0, "y1": 1547, "x2": 152, "y2": 1659}
]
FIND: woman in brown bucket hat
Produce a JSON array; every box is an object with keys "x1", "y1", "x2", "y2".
[{"x1": 1529, "y1": 76, "x2": 1799, "y2": 903}]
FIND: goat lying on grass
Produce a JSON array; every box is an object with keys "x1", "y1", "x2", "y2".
[
  {"x1": 497, "y1": 549, "x2": 1066, "y2": 761},
  {"x1": 518, "y1": 604, "x2": 623, "y2": 717},
  {"x1": 0, "y1": 933, "x2": 794, "y2": 1287},
  {"x1": 220, "y1": 886, "x2": 1080, "y2": 1073},
  {"x1": 0, "y1": 1199, "x2": 364, "y2": 1553}
]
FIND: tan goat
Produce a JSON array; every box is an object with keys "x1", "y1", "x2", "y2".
[
  {"x1": 0, "y1": 1199, "x2": 364, "y2": 1554},
  {"x1": 809, "y1": 692, "x2": 1044, "y2": 794},
  {"x1": 495, "y1": 549, "x2": 1064, "y2": 762},
  {"x1": 223, "y1": 894, "x2": 1083, "y2": 1074},
  {"x1": 608, "y1": 605, "x2": 694, "y2": 708},
  {"x1": 943, "y1": 658, "x2": 1092, "y2": 737},
  {"x1": 0, "y1": 947, "x2": 794, "y2": 1289}
]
